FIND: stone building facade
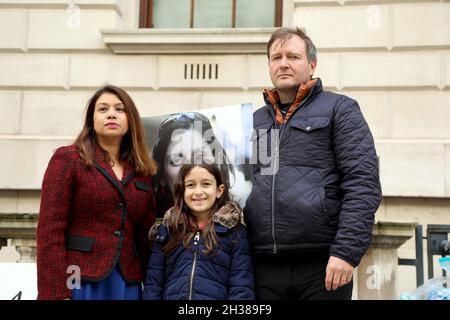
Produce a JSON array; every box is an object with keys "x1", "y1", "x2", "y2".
[{"x1": 0, "y1": 0, "x2": 449, "y2": 299}]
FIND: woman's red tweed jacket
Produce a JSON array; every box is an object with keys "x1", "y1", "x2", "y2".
[{"x1": 36, "y1": 145, "x2": 156, "y2": 300}]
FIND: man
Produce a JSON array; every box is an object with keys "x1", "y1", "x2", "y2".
[{"x1": 244, "y1": 28, "x2": 382, "y2": 300}]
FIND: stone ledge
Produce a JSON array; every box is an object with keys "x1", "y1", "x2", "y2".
[
  {"x1": 0, "y1": 213, "x2": 38, "y2": 239},
  {"x1": 101, "y1": 28, "x2": 276, "y2": 54},
  {"x1": 371, "y1": 221, "x2": 417, "y2": 248}
]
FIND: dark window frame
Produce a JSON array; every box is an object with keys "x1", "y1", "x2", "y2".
[{"x1": 139, "y1": 0, "x2": 283, "y2": 29}]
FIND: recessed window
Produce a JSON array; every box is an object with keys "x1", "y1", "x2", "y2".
[{"x1": 139, "y1": 0, "x2": 282, "y2": 28}]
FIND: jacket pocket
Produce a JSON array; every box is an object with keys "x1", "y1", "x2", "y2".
[
  {"x1": 66, "y1": 235, "x2": 95, "y2": 253},
  {"x1": 289, "y1": 116, "x2": 330, "y2": 132},
  {"x1": 134, "y1": 180, "x2": 150, "y2": 191},
  {"x1": 323, "y1": 186, "x2": 341, "y2": 225}
]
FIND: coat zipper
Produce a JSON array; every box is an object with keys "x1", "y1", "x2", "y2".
[
  {"x1": 265, "y1": 105, "x2": 280, "y2": 255},
  {"x1": 271, "y1": 123, "x2": 285, "y2": 254},
  {"x1": 265, "y1": 87, "x2": 316, "y2": 255},
  {"x1": 188, "y1": 231, "x2": 200, "y2": 300}
]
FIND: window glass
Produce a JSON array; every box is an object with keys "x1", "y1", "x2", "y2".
[
  {"x1": 236, "y1": 0, "x2": 275, "y2": 28},
  {"x1": 153, "y1": 0, "x2": 190, "y2": 28},
  {"x1": 194, "y1": 0, "x2": 232, "y2": 28},
  {"x1": 150, "y1": 0, "x2": 277, "y2": 28}
]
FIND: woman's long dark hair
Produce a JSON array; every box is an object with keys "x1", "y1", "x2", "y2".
[
  {"x1": 160, "y1": 163, "x2": 230, "y2": 256},
  {"x1": 152, "y1": 112, "x2": 233, "y2": 217},
  {"x1": 74, "y1": 85, "x2": 157, "y2": 176}
]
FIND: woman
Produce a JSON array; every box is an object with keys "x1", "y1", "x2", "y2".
[
  {"x1": 152, "y1": 112, "x2": 234, "y2": 218},
  {"x1": 36, "y1": 85, "x2": 157, "y2": 300}
]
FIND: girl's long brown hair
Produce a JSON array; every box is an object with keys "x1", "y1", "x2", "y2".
[
  {"x1": 74, "y1": 85, "x2": 157, "y2": 176},
  {"x1": 159, "y1": 163, "x2": 231, "y2": 256}
]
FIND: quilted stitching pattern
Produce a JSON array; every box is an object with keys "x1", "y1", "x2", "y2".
[{"x1": 245, "y1": 79, "x2": 382, "y2": 267}]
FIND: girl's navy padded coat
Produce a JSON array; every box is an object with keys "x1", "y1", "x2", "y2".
[{"x1": 143, "y1": 202, "x2": 255, "y2": 300}]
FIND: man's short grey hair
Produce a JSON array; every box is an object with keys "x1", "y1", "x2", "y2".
[{"x1": 267, "y1": 27, "x2": 317, "y2": 63}]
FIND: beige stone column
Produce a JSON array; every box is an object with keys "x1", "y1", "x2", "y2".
[
  {"x1": 357, "y1": 221, "x2": 417, "y2": 300},
  {"x1": 11, "y1": 239, "x2": 36, "y2": 262}
]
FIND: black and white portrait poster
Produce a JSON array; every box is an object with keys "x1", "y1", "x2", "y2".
[{"x1": 142, "y1": 103, "x2": 254, "y2": 218}]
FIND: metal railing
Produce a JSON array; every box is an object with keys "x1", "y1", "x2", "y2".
[
  {"x1": 398, "y1": 224, "x2": 424, "y2": 287},
  {"x1": 426, "y1": 224, "x2": 450, "y2": 279},
  {"x1": 398, "y1": 224, "x2": 450, "y2": 287}
]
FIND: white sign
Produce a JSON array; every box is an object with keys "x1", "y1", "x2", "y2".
[{"x1": 0, "y1": 263, "x2": 37, "y2": 300}]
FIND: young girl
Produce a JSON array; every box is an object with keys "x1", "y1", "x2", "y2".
[{"x1": 143, "y1": 163, "x2": 254, "y2": 300}]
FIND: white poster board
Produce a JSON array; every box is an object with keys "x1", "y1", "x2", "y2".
[{"x1": 0, "y1": 263, "x2": 37, "y2": 300}]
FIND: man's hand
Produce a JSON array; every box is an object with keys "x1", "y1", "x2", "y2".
[{"x1": 325, "y1": 256, "x2": 354, "y2": 291}]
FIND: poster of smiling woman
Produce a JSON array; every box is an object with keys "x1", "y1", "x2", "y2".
[{"x1": 142, "y1": 103, "x2": 254, "y2": 218}]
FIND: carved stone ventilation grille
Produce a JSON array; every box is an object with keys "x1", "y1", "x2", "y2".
[{"x1": 184, "y1": 63, "x2": 219, "y2": 80}]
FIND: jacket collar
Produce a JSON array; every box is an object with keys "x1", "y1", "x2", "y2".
[
  {"x1": 211, "y1": 201, "x2": 244, "y2": 229},
  {"x1": 93, "y1": 147, "x2": 135, "y2": 199},
  {"x1": 163, "y1": 201, "x2": 244, "y2": 233},
  {"x1": 263, "y1": 78, "x2": 322, "y2": 125}
]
